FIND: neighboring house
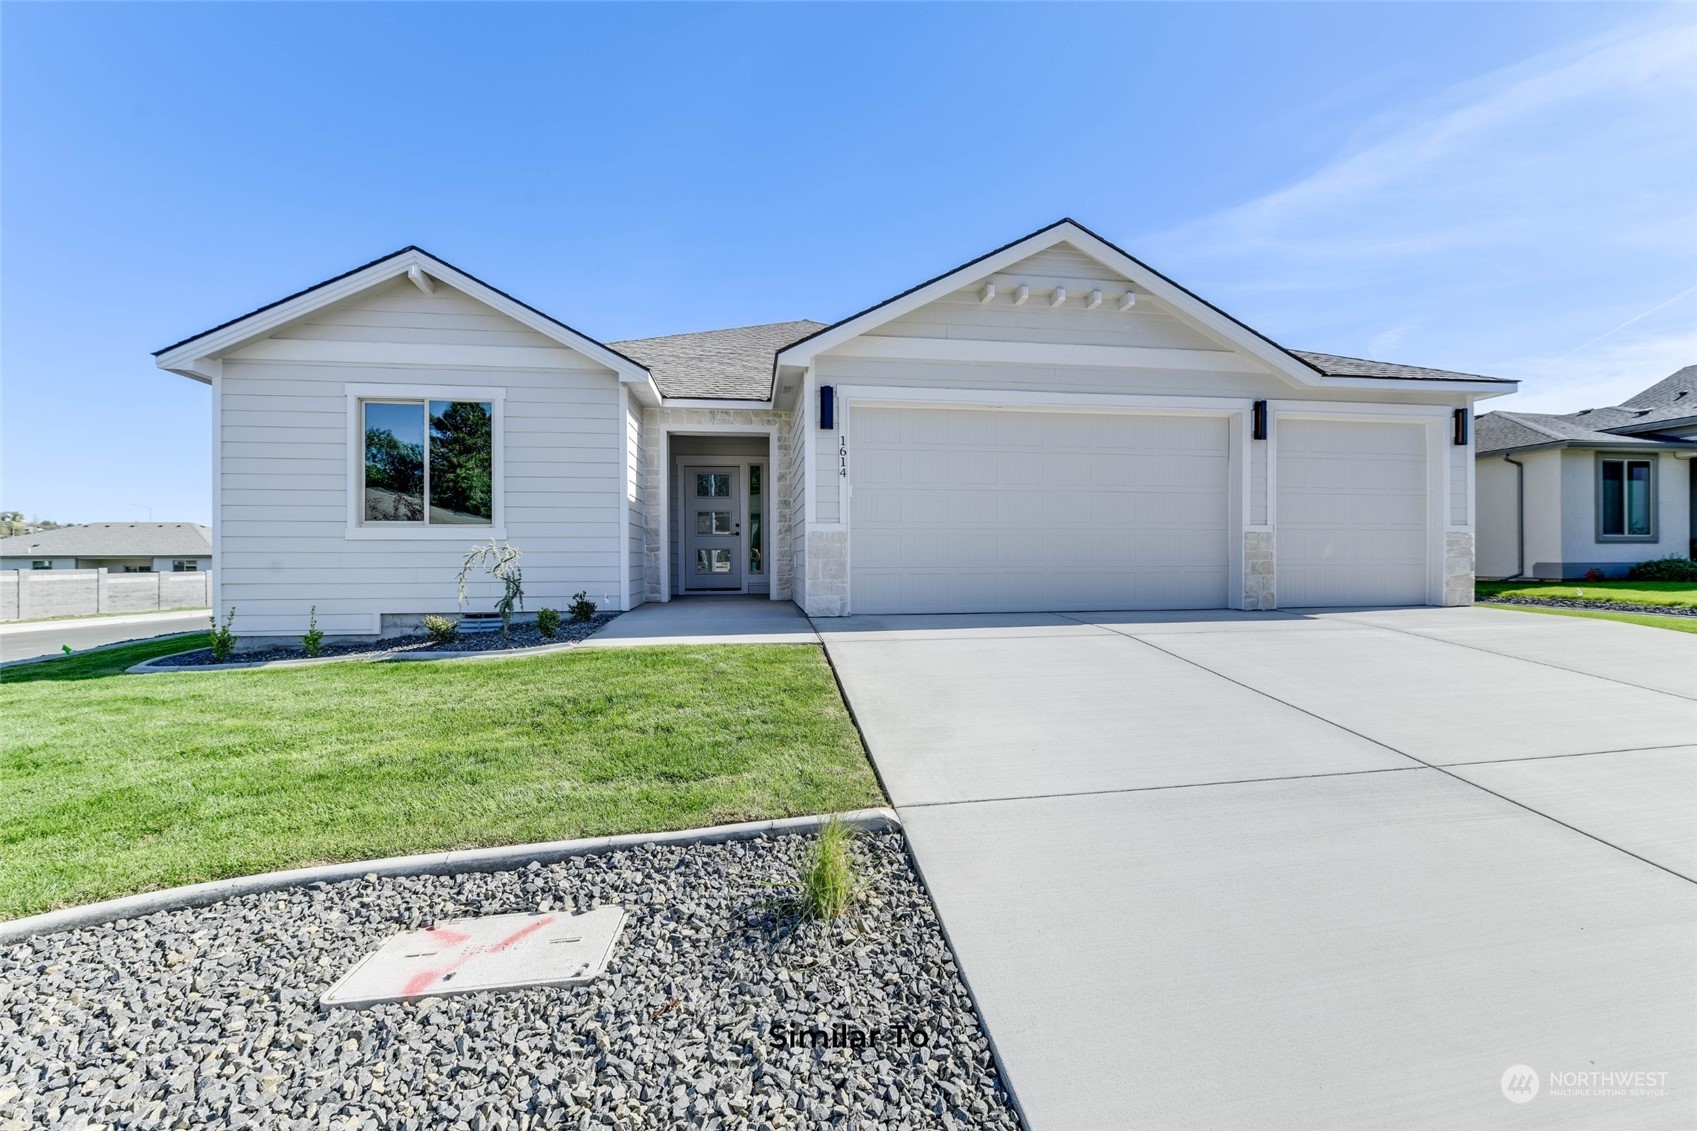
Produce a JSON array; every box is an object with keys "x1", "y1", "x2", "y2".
[
  {"x1": 0, "y1": 522, "x2": 212, "y2": 573},
  {"x1": 1475, "y1": 367, "x2": 1697, "y2": 580},
  {"x1": 153, "y1": 218, "x2": 1515, "y2": 638}
]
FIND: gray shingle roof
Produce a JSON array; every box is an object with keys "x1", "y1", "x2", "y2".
[
  {"x1": 1289, "y1": 351, "x2": 1514, "y2": 384},
  {"x1": 1475, "y1": 365, "x2": 1697, "y2": 454},
  {"x1": 606, "y1": 326, "x2": 1510, "y2": 401},
  {"x1": 0, "y1": 523, "x2": 212, "y2": 559},
  {"x1": 611, "y1": 321, "x2": 827, "y2": 400}
]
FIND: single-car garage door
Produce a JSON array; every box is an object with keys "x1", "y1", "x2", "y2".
[
  {"x1": 849, "y1": 406, "x2": 1230, "y2": 614},
  {"x1": 1276, "y1": 418, "x2": 1429, "y2": 607}
]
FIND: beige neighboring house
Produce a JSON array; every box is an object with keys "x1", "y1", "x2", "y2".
[
  {"x1": 153, "y1": 218, "x2": 1516, "y2": 640},
  {"x1": 0, "y1": 522, "x2": 212, "y2": 573},
  {"x1": 1475, "y1": 366, "x2": 1697, "y2": 580}
]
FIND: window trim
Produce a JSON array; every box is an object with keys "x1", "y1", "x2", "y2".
[
  {"x1": 30, "y1": 560, "x2": 52, "y2": 570},
  {"x1": 345, "y1": 384, "x2": 505, "y2": 540},
  {"x1": 1594, "y1": 453, "x2": 1657, "y2": 543}
]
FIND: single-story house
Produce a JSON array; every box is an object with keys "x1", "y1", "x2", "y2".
[
  {"x1": 0, "y1": 523, "x2": 212, "y2": 573},
  {"x1": 1475, "y1": 366, "x2": 1697, "y2": 579},
  {"x1": 153, "y1": 218, "x2": 1515, "y2": 638}
]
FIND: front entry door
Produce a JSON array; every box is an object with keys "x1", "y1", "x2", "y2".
[{"x1": 683, "y1": 466, "x2": 743, "y2": 591}]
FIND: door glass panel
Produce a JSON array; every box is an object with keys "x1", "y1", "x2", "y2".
[
  {"x1": 748, "y1": 464, "x2": 762, "y2": 573},
  {"x1": 695, "y1": 473, "x2": 731, "y2": 498},
  {"x1": 695, "y1": 548, "x2": 732, "y2": 574},
  {"x1": 696, "y1": 511, "x2": 733, "y2": 535}
]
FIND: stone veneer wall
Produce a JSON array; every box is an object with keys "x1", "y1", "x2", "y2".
[
  {"x1": 639, "y1": 407, "x2": 794, "y2": 603},
  {"x1": 1444, "y1": 531, "x2": 1475, "y2": 606},
  {"x1": 1243, "y1": 531, "x2": 1275, "y2": 611}
]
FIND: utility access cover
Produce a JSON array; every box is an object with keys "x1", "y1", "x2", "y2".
[{"x1": 321, "y1": 906, "x2": 627, "y2": 1009}]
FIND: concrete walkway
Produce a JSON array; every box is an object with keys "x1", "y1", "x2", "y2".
[
  {"x1": 818, "y1": 607, "x2": 1697, "y2": 1129},
  {"x1": 580, "y1": 596, "x2": 818, "y2": 647}
]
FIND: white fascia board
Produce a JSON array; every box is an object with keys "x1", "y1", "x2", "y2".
[
  {"x1": 775, "y1": 220, "x2": 1325, "y2": 389},
  {"x1": 1317, "y1": 376, "x2": 1518, "y2": 396},
  {"x1": 154, "y1": 248, "x2": 651, "y2": 388},
  {"x1": 827, "y1": 335, "x2": 1264, "y2": 374},
  {"x1": 659, "y1": 397, "x2": 774, "y2": 410}
]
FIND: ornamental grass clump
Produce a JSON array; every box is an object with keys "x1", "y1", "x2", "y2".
[{"x1": 799, "y1": 817, "x2": 861, "y2": 922}]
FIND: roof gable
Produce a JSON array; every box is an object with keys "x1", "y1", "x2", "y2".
[{"x1": 154, "y1": 247, "x2": 657, "y2": 401}]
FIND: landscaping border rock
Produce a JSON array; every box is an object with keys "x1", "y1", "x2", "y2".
[
  {"x1": 1481, "y1": 596, "x2": 1697, "y2": 618},
  {"x1": 0, "y1": 816, "x2": 1027, "y2": 1131}
]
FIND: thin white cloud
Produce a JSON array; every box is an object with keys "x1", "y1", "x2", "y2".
[{"x1": 1138, "y1": 8, "x2": 1697, "y2": 413}]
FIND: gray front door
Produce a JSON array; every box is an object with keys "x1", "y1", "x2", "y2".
[{"x1": 683, "y1": 466, "x2": 742, "y2": 591}]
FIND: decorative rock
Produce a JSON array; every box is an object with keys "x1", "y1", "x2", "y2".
[{"x1": 0, "y1": 832, "x2": 1021, "y2": 1129}]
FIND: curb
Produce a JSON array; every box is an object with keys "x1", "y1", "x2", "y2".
[{"x1": 0, "y1": 808, "x2": 901, "y2": 944}]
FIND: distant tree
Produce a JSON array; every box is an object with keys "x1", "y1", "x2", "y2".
[
  {"x1": 364, "y1": 427, "x2": 424, "y2": 520},
  {"x1": 0, "y1": 511, "x2": 58, "y2": 537}
]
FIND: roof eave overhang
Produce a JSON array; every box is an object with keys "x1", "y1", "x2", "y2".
[
  {"x1": 154, "y1": 247, "x2": 654, "y2": 393},
  {"x1": 775, "y1": 218, "x2": 1331, "y2": 389},
  {"x1": 1604, "y1": 414, "x2": 1697, "y2": 435},
  {"x1": 1479, "y1": 438, "x2": 1697, "y2": 457},
  {"x1": 1321, "y1": 376, "x2": 1518, "y2": 396}
]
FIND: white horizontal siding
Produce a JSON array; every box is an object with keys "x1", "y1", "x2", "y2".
[
  {"x1": 626, "y1": 395, "x2": 646, "y2": 608},
  {"x1": 218, "y1": 338, "x2": 624, "y2": 636}
]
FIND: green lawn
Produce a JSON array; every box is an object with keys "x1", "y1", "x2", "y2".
[
  {"x1": 1475, "y1": 580, "x2": 1697, "y2": 607},
  {"x1": 0, "y1": 638, "x2": 884, "y2": 919},
  {"x1": 1477, "y1": 602, "x2": 1697, "y2": 635}
]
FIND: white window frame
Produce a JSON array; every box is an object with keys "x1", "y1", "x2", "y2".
[
  {"x1": 345, "y1": 384, "x2": 506, "y2": 540},
  {"x1": 1595, "y1": 454, "x2": 1657, "y2": 542}
]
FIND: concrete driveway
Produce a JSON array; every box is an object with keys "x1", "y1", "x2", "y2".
[{"x1": 817, "y1": 607, "x2": 1697, "y2": 1129}]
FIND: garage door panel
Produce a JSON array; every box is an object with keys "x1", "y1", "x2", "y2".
[
  {"x1": 850, "y1": 406, "x2": 1230, "y2": 614},
  {"x1": 1276, "y1": 420, "x2": 1429, "y2": 608}
]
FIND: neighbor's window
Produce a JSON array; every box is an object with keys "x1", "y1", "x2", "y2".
[
  {"x1": 30, "y1": 560, "x2": 51, "y2": 570},
  {"x1": 173, "y1": 560, "x2": 198, "y2": 572},
  {"x1": 1598, "y1": 457, "x2": 1654, "y2": 540},
  {"x1": 363, "y1": 400, "x2": 493, "y2": 525}
]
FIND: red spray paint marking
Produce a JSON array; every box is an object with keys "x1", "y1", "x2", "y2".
[
  {"x1": 425, "y1": 926, "x2": 471, "y2": 946},
  {"x1": 399, "y1": 916, "x2": 556, "y2": 996}
]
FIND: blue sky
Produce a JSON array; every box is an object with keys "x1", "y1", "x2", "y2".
[{"x1": 3, "y1": 2, "x2": 1693, "y2": 526}]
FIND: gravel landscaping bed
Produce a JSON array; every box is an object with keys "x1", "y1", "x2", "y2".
[
  {"x1": 149, "y1": 614, "x2": 621, "y2": 667},
  {"x1": 1480, "y1": 596, "x2": 1697, "y2": 617},
  {"x1": 0, "y1": 830, "x2": 1022, "y2": 1131}
]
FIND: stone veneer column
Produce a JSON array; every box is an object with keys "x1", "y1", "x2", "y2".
[
  {"x1": 1444, "y1": 531, "x2": 1475, "y2": 606},
  {"x1": 1243, "y1": 531, "x2": 1276, "y2": 610},
  {"x1": 804, "y1": 530, "x2": 849, "y2": 616}
]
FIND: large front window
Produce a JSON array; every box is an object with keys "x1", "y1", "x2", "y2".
[
  {"x1": 1597, "y1": 457, "x2": 1654, "y2": 540},
  {"x1": 363, "y1": 400, "x2": 493, "y2": 525}
]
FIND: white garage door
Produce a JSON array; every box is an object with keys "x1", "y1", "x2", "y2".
[
  {"x1": 1276, "y1": 418, "x2": 1429, "y2": 607},
  {"x1": 849, "y1": 406, "x2": 1230, "y2": 614}
]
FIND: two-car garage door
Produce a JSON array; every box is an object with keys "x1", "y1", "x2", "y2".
[
  {"x1": 847, "y1": 405, "x2": 1433, "y2": 615},
  {"x1": 850, "y1": 406, "x2": 1231, "y2": 614}
]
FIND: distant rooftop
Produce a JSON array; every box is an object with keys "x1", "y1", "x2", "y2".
[
  {"x1": 1476, "y1": 365, "x2": 1697, "y2": 455},
  {"x1": 0, "y1": 522, "x2": 212, "y2": 559}
]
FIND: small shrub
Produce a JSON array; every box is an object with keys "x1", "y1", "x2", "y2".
[
  {"x1": 1627, "y1": 555, "x2": 1697, "y2": 582},
  {"x1": 799, "y1": 818, "x2": 860, "y2": 922},
  {"x1": 302, "y1": 605, "x2": 324, "y2": 658},
  {"x1": 208, "y1": 607, "x2": 238, "y2": 662},
  {"x1": 535, "y1": 607, "x2": 561, "y2": 639},
  {"x1": 422, "y1": 614, "x2": 460, "y2": 644},
  {"x1": 568, "y1": 590, "x2": 598, "y2": 623}
]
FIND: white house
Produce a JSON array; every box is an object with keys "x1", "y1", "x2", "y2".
[
  {"x1": 1475, "y1": 367, "x2": 1697, "y2": 580},
  {"x1": 154, "y1": 219, "x2": 1515, "y2": 638}
]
